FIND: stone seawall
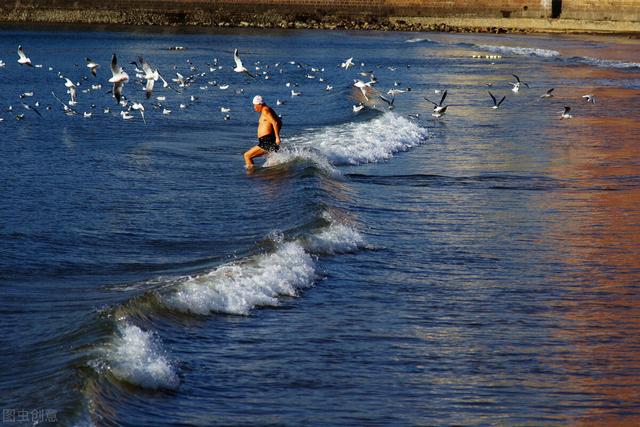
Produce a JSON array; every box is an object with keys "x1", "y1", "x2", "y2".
[{"x1": 0, "y1": 0, "x2": 638, "y2": 34}]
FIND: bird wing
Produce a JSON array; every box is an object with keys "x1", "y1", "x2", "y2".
[
  {"x1": 138, "y1": 56, "x2": 154, "y2": 77},
  {"x1": 145, "y1": 79, "x2": 155, "y2": 99},
  {"x1": 439, "y1": 90, "x2": 447, "y2": 106},
  {"x1": 497, "y1": 96, "x2": 506, "y2": 107},
  {"x1": 488, "y1": 91, "x2": 497, "y2": 105},
  {"x1": 18, "y1": 46, "x2": 27, "y2": 61},
  {"x1": 233, "y1": 49, "x2": 243, "y2": 69},
  {"x1": 111, "y1": 54, "x2": 120, "y2": 76}
]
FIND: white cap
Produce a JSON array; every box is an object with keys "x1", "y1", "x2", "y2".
[{"x1": 252, "y1": 95, "x2": 264, "y2": 105}]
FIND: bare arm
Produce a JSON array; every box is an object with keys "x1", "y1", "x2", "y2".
[{"x1": 265, "y1": 107, "x2": 282, "y2": 144}]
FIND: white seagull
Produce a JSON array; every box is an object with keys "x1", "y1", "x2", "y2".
[
  {"x1": 17, "y1": 46, "x2": 33, "y2": 67},
  {"x1": 131, "y1": 102, "x2": 146, "y2": 124},
  {"x1": 540, "y1": 88, "x2": 554, "y2": 98},
  {"x1": 582, "y1": 94, "x2": 596, "y2": 104},
  {"x1": 353, "y1": 79, "x2": 371, "y2": 100},
  {"x1": 341, "y1": 57, "x2": 354, "y2": 70},
  {"x1": 510, "y1": 74, "x2": 530, "y2": 93},
  {"x1": 108, "y1": 53, "x2": 129, "y2": 104},
  {"x1": 425, "y1": 90, "x2": 447, "y2": 114},
  {"x1": 86, "y1": 57, "x2": 100, "y2": 76},
  {"x1": 64, "y1": 78, "x2": 78, "y2": 106},
  {"x1": 233, "y1": 49, "x2": 255, "y2": 78},
  {"x1": 138, "y1": 56, "x2": 162, "y2": 99},
  {"x1": 432, "y1": 105, "x2": 448, "y2": 118},
  {"x1": 560, "y1": 106, "x2": 573, "y2": 119}
]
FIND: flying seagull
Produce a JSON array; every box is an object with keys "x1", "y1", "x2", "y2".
[
  {"x1": 425, "y1": 90, "x2": 447, "y2": 114},
  {"x1": 63, "y1": 77, "x2": 78, "y2": 105},
  {"x1": 17, "y1": 45, "x2": 33, "y2": 67},
  {"x1": 488, "y1": 91, "x2": 506, "y2": 109},
  {"x1": 108, "y1": 53, "x2": 129, "y2": 104},
  {"x1": 510, "y1": 74, "x2": 530, "y2": 93},
  {"x1": 560, "y1": 106, "x2": 573, "y2": 119},
  {"x1": 341, "y1": 57, "x2": 354, "y2": 70},
  {"x1": 233, "y1": 49, "x2": 255, "y2": 78},
  {"x1": 582, "y1": 94, "x2": 596, "y2": 104},
  {"x1": 86, "y1": 57, "x2": 100, "y2": 76},
  {"x1": 432, "y1": 105, "x2": 448, "y2": 118},
  {"x1": 540, "y1": 88, "x2": 554, "y2": 98}
]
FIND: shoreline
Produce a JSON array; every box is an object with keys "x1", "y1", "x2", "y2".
[{"x1": 0, "y1": 9, "x2": 638, "y2": 36}]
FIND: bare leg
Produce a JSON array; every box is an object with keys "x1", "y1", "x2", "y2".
[{"x1": 244, "y1": 145, "x2": 268, "y2": 169}]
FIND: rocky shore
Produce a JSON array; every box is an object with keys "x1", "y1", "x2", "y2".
[{"x1": 1, "y1": 7, "x2": 638, "y2": 35}]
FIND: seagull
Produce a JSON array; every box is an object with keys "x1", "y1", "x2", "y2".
[
  {"x1": 162, "y1": 108, "x2": 172, "y2": 115},
  {"x1": 510, "y1": 74, "x2": 529, "y2": 93},
  {"x1": 425, "y1": 90, "x2": 447, "y2": 114},
  {"x1": 432, "y1": 105, "x2": 448, "y2": 118},
  {"x1": 108, "y1": 53, "x2": 129, "y2": 104},
  {"x1": 560, "y1": 106, "x2": 573, "y2": 119},
  {"x1": 64, "y1": 78, "x2": 78, "y2": 105},
  {"x1": 325, "y1": 84, "x2": 333, "y2": 91},
  {"x1": 540, "y1": 88, "x2": 554, "y2": 98},
  {"x1": 51, "y1": 91, "x2": 77, "y2": 115},
  {"x1": 488, "y1": 91, "x2": 506, "y2": 109},
  {"x1": 341, "y1": 57, "x2": 354, "y2": 70},
  {"x1": 233, "y1": 49, "x2": 255, "y2": 78},
  {"x1": 83, "y1": 112, "x2": 92, "y2": 118},
  {"x1": 172, "y1": 72, "x2": 187, "y2": 87},
  {"x1": 582, "y1": 94, "x2": 596, "y2": 104},
  {"x1": 353, "y1": 80, "x2": 371, "y2": 100},
  {"x1": 131, "y1": 101, "x2": 146, "y2": 124},
  {"x1": 120, "y1": 110, "x2": 134, "y2": 120},
  {"x1": 138, "y1": 56, "x2": 161, "y2": 99},
  {"x1": 86, "y1": 57, "x2": 99, "y2": 76},
  {"x1": 353, "y1": 103, "x2": 364, "y2": 113},
  {"x1": 379, "y1": 94, "x2": 395, "y2": 110},
  {"x1": 22, "y1": 103, "x2": 42, "y2": 117},
  {"x1": 220, "y1": 106, "x2": 230, "y2": 113},
  {"x1": 17, "y1": 46, "x2": 33, "y2": 67},
  {"x1": 291, "y1": 89, "x2": 301, "y2": 97}
]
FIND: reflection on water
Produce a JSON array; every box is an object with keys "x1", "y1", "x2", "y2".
[{"x1": 540, "y1": 66, "x2": 640, "y2": 424}]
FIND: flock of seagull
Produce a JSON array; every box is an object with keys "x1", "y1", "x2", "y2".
[{"x1": 1, "y1": 44, "x2": 597, "y2": 124}]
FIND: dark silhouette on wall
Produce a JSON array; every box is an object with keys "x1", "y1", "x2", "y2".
[{"x1": 552, "y1": 0, "x2": 563, "y2": 18}]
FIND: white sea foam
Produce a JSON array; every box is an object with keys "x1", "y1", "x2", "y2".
[
  {"x1": 165, "y1": 241, "x2": 316, "y2": 315},
  {"x1": 405, "y1": 37, "x2": 435, "y2": 44},
  {"x1": 263, "y1": 146, "x2": 338, "y2": 175},
  {"x1": 476, "y1": 44, "x2": 560, "y2": 57},
  {"x1": 303, "y1": 220, "x2": 368, "y2": 255},
  {"x1": 102, "y1": 323, "x2": 179, "y2": 390},
  {"x1": 578, "y1": 56, "x2": 640, "y2": 69},
  {"x1": 288, "y1": 112, "x2": 428, "y2": 166}
]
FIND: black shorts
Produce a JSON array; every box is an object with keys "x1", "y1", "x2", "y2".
[{"x1": 258, "y1": 134, "x2": 279, "y2": 152}]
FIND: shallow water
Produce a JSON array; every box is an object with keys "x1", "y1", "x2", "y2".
[{"x1": 1, "y1": 27, "x2": 640, "y2": 426}]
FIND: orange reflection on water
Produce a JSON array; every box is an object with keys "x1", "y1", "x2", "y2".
[{"x1": 541, "y1": 75, "x2": 640, "y2": 424}]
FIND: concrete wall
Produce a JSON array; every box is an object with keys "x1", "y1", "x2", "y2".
[
  {"x1": 561, "y1": 0, "x2": 640, "y2": 22},
  {"x1": 3, "y1": 0, "x2": 640, "y2": 23},
  {"x1": 0, "y1": 0, "x2": 552, "y2": 18}
]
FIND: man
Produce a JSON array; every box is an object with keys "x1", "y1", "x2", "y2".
[{"x1": 243, "y1": 95, "x2": 282, "y2": 169}]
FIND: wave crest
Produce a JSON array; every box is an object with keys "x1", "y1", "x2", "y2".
[
  {"x1": 288, "y1": 113, "x2": 428, "y2": 166},
  {"x1": 100, "y1": 323, "x2": 179, "y2": 391}
]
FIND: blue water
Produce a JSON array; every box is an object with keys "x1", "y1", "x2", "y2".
[{"x1": 2, "y1": 26, "x2": 640, "y2": 426}]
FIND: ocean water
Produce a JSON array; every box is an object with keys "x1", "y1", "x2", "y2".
[{"x1": 1, "y1": 26, "x2": 640, "y2": 426}]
